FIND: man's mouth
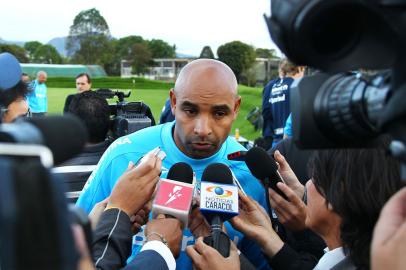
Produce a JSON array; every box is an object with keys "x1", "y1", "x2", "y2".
[{"x1": 191, "y1": 142, "x2": 214, "y2": 150}]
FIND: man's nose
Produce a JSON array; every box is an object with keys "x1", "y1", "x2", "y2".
[{"x1": 194, "y1": 116, "x2": 212, "y2": 137}]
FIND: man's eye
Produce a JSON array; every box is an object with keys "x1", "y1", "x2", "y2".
[
  {"x1": 214, "y1": 111, "x2": 227, "y2": 118},
  {"x1": 184, "y1": 109, "x2": 197, "y2": 116}
]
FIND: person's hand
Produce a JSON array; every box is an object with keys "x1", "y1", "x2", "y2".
[
  {"x1": 274, "y1": 150, "x2": 305, "y2": 198},
  {"x1": 371, "y1": 187, "x2": 406, "y2": 270},
  {"x1": 268, "y1": 182, "x2": 308, "y2": 232},
  {"x1": 145, "y1": 214, "x2": 184, "y2": 258},
  {"x1": 108, "y1": 154, "x2": 161, "y2": 217},
  {"x1": 186, "y1": 237, "x2": 240, "y2": 270},
  {"x1": 130, "y1": 204, "x2": 151, "y2": 234},
  {"x1": 188, "y1": 206, "x2": 211, "y2": 238},
  {"x1": 230, "y1": 192, "x2": 284, "y2": 257},
  {"x1": 88, "y1": 197, "x2": 109, "y2": 229}
]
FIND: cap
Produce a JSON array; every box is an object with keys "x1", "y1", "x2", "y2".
[{"x1": 0, "y1": 52, "x2": 22, "y2": 90}]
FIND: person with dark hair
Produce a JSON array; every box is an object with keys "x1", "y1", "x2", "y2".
[
  {"x1": 27, "y1": 70, "x2": 47, "y2": 117},
  {"x1": 63, "y1": 73, "x2": 93, "y2": 113},
  {"x1": 53, "y1": 91, "x2": 111, "y2": 202},
  {"x1": 307, "y1": 140, "x2": 402, "y2": 269},
  {"x1": 262, "y1": 58, "x2": 305, "y2": 148}
]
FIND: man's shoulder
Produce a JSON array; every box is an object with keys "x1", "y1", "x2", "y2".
[{"x1": 100, "y1": 125, "x2": 166, "y2": 162}]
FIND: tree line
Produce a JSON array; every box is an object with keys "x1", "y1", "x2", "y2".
[{"x1": 0, "y1": 8, "x2": 278, "y2": 82}]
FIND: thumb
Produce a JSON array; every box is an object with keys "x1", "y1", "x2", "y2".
[
  {"x1": 274, "y1": 150, "x2": 289, "y2": 170},
  {"x1": 156, "y1": 213, "x2": 166, "y2": 219}
]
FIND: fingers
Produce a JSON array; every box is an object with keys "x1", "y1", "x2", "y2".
[
  {"x1": 276, "y1": 182, "x2": 303, "y2": 206},
  {"x1": 274, "y1": 150, "x2": 290, "y2": 171},
  {"x1": 238, "y1": 193, "x2": 258, "y2": 212},
  {"x1": 131, "y1": 153, "x2": 162, "y2": 178},
  {"x1": 193, "y1": 237, "x2": 210, "y2": 256},
  {"x1": 373, "y1": 187, "x2": 406, "y2": 246}
]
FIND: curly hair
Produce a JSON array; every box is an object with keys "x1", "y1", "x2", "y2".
[{"x1": 308, "y1": 138, "x2": 403, "y2": 269}]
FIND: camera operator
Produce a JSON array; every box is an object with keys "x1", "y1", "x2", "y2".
[
  {"x1": 63, "y1": 73, "x2": 93, "y2": 113},
  {"x1": 53, "y1": 91, "x2": 111, "y2": 202}
]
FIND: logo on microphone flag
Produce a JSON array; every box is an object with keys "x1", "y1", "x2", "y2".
[
  {"x1": 200, "y1": 181, "x2": 239, "y2": 216},
  {"x1": 154, "y1": 179, "x2": 194, "y2": 211}
]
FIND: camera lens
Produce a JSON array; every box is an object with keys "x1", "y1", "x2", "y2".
[{"x1": 313, "y1": 72, "x2": 390, "y2": 143}]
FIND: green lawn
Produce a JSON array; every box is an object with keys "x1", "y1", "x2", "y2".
[{"x1": 48, "y1": 86, "x2": 263, "y2": 140}]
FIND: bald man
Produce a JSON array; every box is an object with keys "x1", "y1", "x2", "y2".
[
  {"x1": 27, "y1": 70, "x2": 48, "y2": 117},
  {"x1": 77, "y1": 59, "x2": 270, "y2": 269}
]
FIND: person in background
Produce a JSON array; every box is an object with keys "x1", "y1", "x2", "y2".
[
  {"x1": 262, "y1": 59, "x2": 305, "y2": 148},
  {"x1": 159, "y1": 98, "x2": 175, "y2": 124},
  {"x1": 63, "y1": 73, "x2": 92, "y2": 113},
  {"x1": 27, "y1": 70, "x2": 47, "y2": 117}
]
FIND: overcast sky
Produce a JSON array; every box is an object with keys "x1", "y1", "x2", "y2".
[{"x1": 0, "y1": 0, "x2": 279, "y2": 56}]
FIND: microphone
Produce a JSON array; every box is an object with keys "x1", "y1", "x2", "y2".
[
  {"x1": 152, "y1": 162, "x2": 195, "y2": 226},
  {"x1": 0, "y1": 115, "x2": 87, "y2": 165},
  {"x1": 200, "y1": 163, "x2": 239, "y2": 257},
  {"x1": 245, "y1": 147, "x2": 288, "y2": 200}
]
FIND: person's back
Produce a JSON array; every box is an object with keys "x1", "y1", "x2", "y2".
[
  {"x1": 262, "y1": 59, "x2": 305, "y2": 147},
  {"x1": 53, "y1": 91, "x2": 111, "y2": 202}
]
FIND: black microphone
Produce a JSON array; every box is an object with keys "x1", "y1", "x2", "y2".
[
  {"x1": 200, "y1": 163, "x2": 238, "y2": 257},
  {"x1": 0, "y1": 115, "x2": 87, "y2": 165},
  {"x1": 245, "y1": 147, "x2": 288, "y2": 200},
  {"x1": 167, "y1": 162, "x2": 194, "y2": 184}
]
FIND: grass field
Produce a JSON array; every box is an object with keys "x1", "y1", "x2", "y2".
[{"x1": 48, "y1": 85, "x2": 263, "y2": 140}]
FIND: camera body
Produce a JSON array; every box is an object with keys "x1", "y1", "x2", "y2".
[
  {"x1": 95, "y1": 89, "x2": 153, "y2": 139},
  {"x1": 265, "y1": 0, "x2": 406, "y2": 149}
]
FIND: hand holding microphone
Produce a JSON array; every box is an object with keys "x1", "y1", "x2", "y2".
[
  {"x1": 108, "y1": 152, "x2": 162, "y2": 217},
  {"x1": 230, "y1": 192, "x2": 284, "y2": 258},
  {"x1": 145, "y1": 213, "x2": 184, "y2": 258}
]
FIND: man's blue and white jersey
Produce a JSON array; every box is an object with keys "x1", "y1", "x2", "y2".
[
  {"x1": 262, "y1": 77, "x2": 294, "y2": 143},
  {"x1": 77, "y1": 121, "x2": 271, "y2": 270},
  {"x1": 27, "y1": 79, "x2": 47, "y2": 113}
]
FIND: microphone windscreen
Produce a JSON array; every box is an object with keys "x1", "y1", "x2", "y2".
[
  {"x1": 201, "y1": 163, "x2": 233, "y2": 184},
  {"x1": 27, "y1": 115, "x2": 88, "y2": 165},
  {"x1": 167, "y1": 162, "x2": 193, "y2": 184},
  {"x1": 245, "y1": 147, "x2": 278, "y2": 179}
]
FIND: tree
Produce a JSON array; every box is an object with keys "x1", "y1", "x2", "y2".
[
  {"x1": 199, "y1": 46, "x2": 215, "y2": 59},
  {"x1": 66, "y1": 8, "x2": 112, "y2": 65},
  {"x1": 24, "y1": 41, "x2": 42, "y2": 60},
  {"x1": 33, "y1": 44, "x2": 63, "y2": 64},
  {"x1": 217, "y1": 41, "x2": 256, "y2": 82},
  {"x1": 131, "y1": 43, "x2": 152, "y2": 74},
  {"x1": 147, "y1": 39, "x2": 175, "y2": 58},
  {"x1": 0, "y1": 44, "x2": 29, "y2": 63},
  {"x1": 255, "y1": 48, "x2": 277, "y2": 59}
]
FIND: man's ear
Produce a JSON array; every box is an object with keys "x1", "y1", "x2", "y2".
[
  {"x1": 169, "y1": 89, "x2": 176, "y2": 115},
  {"x1": 233, "y1": 96, "x2": 241, "y2": 120}
]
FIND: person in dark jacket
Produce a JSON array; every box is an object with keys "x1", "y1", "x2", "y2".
[
  {"x1": 53, "y1": 91, "x2": 111, "y2": 202},
  {"x1": 262, "y1": 59, "x2": 305, "y2": 148},
  {"x1": 63, "y1": 73, "x2": 92, "y2": 113}
]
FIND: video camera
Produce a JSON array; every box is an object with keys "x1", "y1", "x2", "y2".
[
  {"x1": 264, "y1": 0, "x2": 406, "y2": 156},
  {"x1": 95, "y1": 88, "x2": 155, "y2": 139}
]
